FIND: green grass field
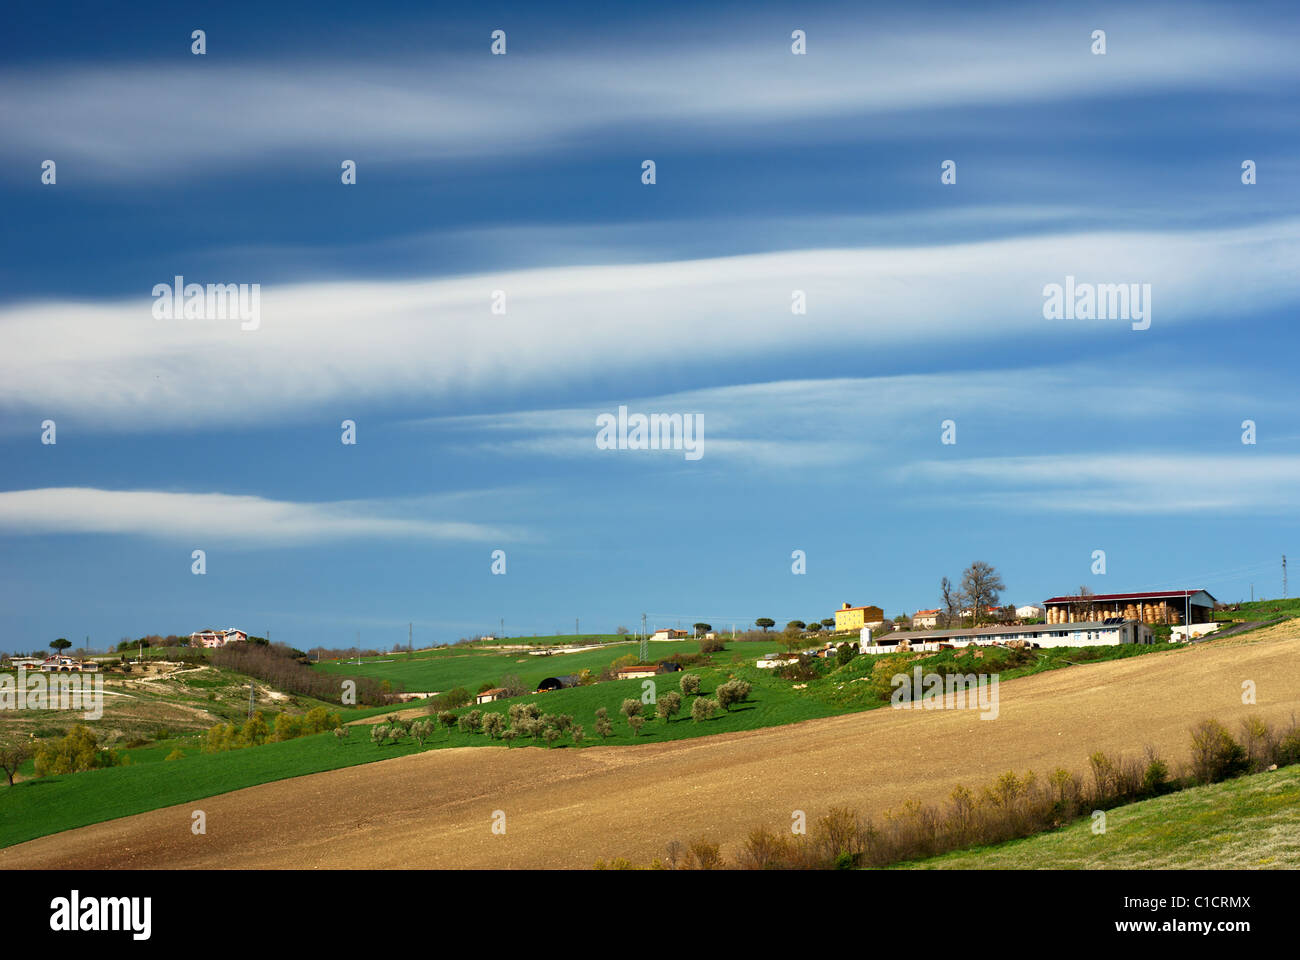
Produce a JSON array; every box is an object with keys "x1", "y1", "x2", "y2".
[
  {"x1": 899, "y1": 764, "x2": 1300, "y2": 869},
  {"x1": 0, "y1": 662, "x2": 833, "y2": 849},
  {"x1": 1213, "y1": 597, "x2": 1300, "y2": 623},
  {"x1": 310, "y1": 637, "x2": 781, "y2": 693},
  {"x1": 0, "y1": 638, "x2": 1182, "y2": 851}
]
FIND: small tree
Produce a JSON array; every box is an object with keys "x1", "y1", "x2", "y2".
[
  {"x1": 544, "y1": 726, "x2": 561, "y2": 747},
  {"x1": 656, "y1": 691, "x2": 682, "y2": 722},
  {"x1": 680, "y1": 674, "x2": 701, "y2": 696},
  {"x1": 438, "y1": 711, "x2": 457, "y2": 736},
  {"x1": 333, "y1": 726, "x2": 351, "y2": 744},
  {"x1": 499, "y1": 674, "x2": 527, "y2": 698},
  {"x1": 571, "y1": 724, "x2": 585, "y2": 745},
  {"x1": 959, "y1": 561, "x2": 1006, "y2": 627},
  {"x1": 370, "y1": 724, "x2": 390, "y2": 745},
  {"x1": 693, "y1": 623, "x2": 712, "y2": 637},
  {"x1": 628, "y1": 716, "x2": 645, "y2": 737},
  {"x1": 717, "y1": 681, "x2": 738, "y2": 712},
  {"x1": 482, "y1": 713, "x2": 505, "y2": 740},
  {"x1": 691, "y1": 697, "x2": 715, "y2": 723},
  {"x1": 50, "y1": 638, "x2": 72, "y2": 654},
  {"x1": 940, "y1": 576, "x2": 960, "y2": 628},
  {"x1": 0, "y1": 743, "x2": 30, "y2": 786},
  {"x1": 755, "y1": 618, "x2": 775, "y2": 632},
  {"x1": 411, "y1": 720, "x2": 434, "y2": 746},
  {"x1": 620, "y1": 698, "x2": 642, "y2": 719},
  {"x1": 718, "y1": 679, "x2": 751, "y2": 708}
]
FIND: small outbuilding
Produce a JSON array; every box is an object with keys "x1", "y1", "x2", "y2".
[{"x1": 536, "y1": 675, "x2": 580, "y2": 692}]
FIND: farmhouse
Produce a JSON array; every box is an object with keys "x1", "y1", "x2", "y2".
[
  {"x1": 860, "y1": 619, "x2": 1153, "y2": 652},
  {"x1": 1043, "y1": 590, "x2": 1216, "y2": 626},
  {"x1": 39, "y1": 655, "x2": 100, "y2": 673},
  {"x1": 833, "y1": 602, "x2": 884, "y2": 634},
  {"x1": 912, "y1": 609, "x2": 940, "y2": 629},
  {"x1": 615, "y1": 664, "x2": 662, "y2": 680},
  {"x1": 649, "y1": 628, "x2": 689, "y2": 641},
  {"x1": 1016, "y1": 605, "x2": 1044, "y2": 620},
  {"x1": 190, "y1": 628, "x2": 248, "y2": 648},
  {"x1": 475, "y1": 687, "x2": 507, "y2": 704}
]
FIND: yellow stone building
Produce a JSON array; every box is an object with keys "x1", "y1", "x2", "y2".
[{"x1": 833, "y1": 602, "x2": 884, "y2": 633}]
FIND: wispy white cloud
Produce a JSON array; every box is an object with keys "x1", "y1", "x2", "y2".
[
  {"x1": 1, "y1": 10, "x2": 1294, "y2": 179},
  {"x1": 410, "y1": 362, "x2": 1281, "y2": 469},
  {"x1": 4, "y1": 219, "x2": 1298, "y2": 431},
  {"x1": 900, "y1": 454, "x2": 1300, "y2": 513},
  {"x1": 0, "y1": 488, "x2": 522, "y2": 545}
]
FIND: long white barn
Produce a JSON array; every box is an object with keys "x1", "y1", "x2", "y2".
[{"x1": 861, "y1": 618, "x2": 1153, "y2": 653}]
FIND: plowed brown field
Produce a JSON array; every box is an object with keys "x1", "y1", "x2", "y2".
[{"x1": 5, "y1": 633, "x2": 1299, "y2": 869}]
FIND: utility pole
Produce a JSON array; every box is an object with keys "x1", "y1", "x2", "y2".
[
  {"x1": 640, "y1": 613, "x2": 648, "y2": 663},
  {"x1": 248, "y1": 679, "x2": 255, "y2": 719},
  {"x1": 1284, "y1": 555, "x2": 1289, "y2": 599},
  {"x1": 409, "y1": 622, "x2": 413, "y2": 652}
]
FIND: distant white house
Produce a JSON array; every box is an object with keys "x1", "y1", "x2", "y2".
[
  {"x1": 1015, "y1": 605, "x2": 1044, "y2": 620},
  {"x1": 475, "y1": 687, "x2": 507, "y2": 704},
  {"x1": 912, "y1": 609, "x2": 940, "y2": 629}
]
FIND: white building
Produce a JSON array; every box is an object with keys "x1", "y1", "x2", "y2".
[
  {"x1": 1015, "y1": 605, "x2": 1044, "y2": 620},
  {"x1": 756, "y1": 651, "x2": 799, "y2": 669},
  {"x1": 862, "y1": 619, "x2": 1153, "y2": 651},
  {"x1": 1171, "y1": 622, "x2": 1223, "y2": 642}
]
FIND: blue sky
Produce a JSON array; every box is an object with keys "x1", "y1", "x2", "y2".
[{"x1": 2, "y1": 1, "x2": 1298, "y2": 653}]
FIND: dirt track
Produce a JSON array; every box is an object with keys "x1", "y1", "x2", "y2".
[{"x1": 5, "y1": 634, "x2": 1300, "y2": 869}]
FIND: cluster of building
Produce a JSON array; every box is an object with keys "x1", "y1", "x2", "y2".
[
  {"x1": 7, "y1": 654, "x2": 101, "y2": 673},
  {"x1": 815, "y1": 588, "x2": 1219, "y2": 655},
  {"x1": 189, "y1": 628, "x2": 248, "y2": 648}
]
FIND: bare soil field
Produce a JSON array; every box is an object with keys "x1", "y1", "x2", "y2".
[{"x1": 5, "y1": 633, "x2": 1299, "y2": 869}]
